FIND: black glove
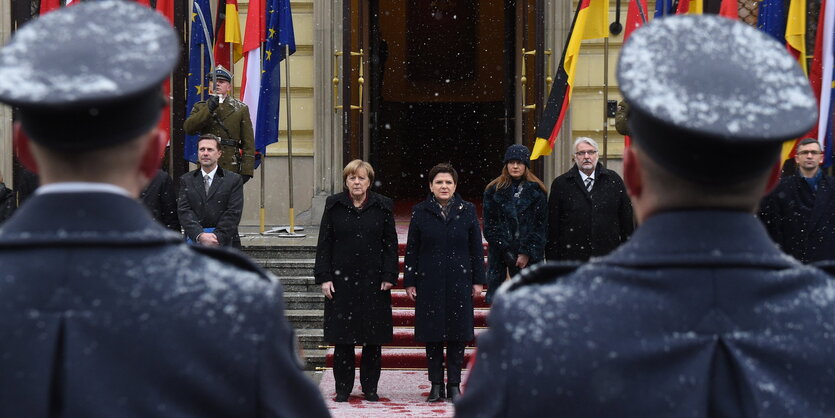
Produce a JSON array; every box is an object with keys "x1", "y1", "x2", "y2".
[
  {"x1": 241, "y1": 174, "x2": 252, "y2": 184},
  {"x1": 503, "y1": 251, "x2": 517, "y2": 268},
  {"x1": 206, "y1": 95, "x2": 220, "y2": 112}
]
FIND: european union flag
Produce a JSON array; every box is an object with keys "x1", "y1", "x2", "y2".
[
  {"x1": 254, "y1": 0, "x2": 295, "y2": 167},
  {"x1": 185, "y1": 0, "x2": 214, "y2": 163}
]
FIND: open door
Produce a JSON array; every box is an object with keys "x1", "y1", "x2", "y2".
[
  {"x1": 337, "y1": 0, "x2": 367, "y2": 167},
  {"x1": 338, "y1": 0, "x2": 549, "y2": 202},
  {"x1": 518, "y1": 0, "x2": 549, "y2": 177}
]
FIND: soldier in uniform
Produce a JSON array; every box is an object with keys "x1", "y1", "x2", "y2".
[
  {"x1": 456, "y1": 15, "x2": 835, "y2": 417},
  {"x1": 0, "y1": 2, "x2": 329, "y2": 417},
  {"x1": 184, "y1": 66, "x2": 256, "y2": 183}
]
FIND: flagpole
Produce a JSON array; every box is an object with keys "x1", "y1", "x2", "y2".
[
  {"x1": 603, "y1": 36, "x2": 609, "y2": 168},
  {"x1": 284, "y1": 43, "x2": 296, "y2": 235},
  {"x1": 259, "y1": 42, "x2": 266, "y2": 234}
]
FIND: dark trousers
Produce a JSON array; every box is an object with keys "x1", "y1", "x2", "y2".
[
  {"x1": 426, "y1": 341, "x2": 466, "y2": 385},
  {"x1": 333, "y1": 344, "x2": 382, "y2": 394}
]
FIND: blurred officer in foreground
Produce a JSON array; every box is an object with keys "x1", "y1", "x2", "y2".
[
  {"x1": 0, "y1": 2, "x2": 329, "y2": 417},
  {"x1": 457, "y1": 15, "x2": 835, "y2": 417}
]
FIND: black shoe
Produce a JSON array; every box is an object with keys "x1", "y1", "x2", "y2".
[
  {"x1": 364, "y1": 392, "x2": 380, "y2": 402},
  {"x1": 335, "y1": 392, "x2": 350, "y2": 402},
  {"x1": 426, "y1": 384, "x2": 445, "y2": 402},
  {"x1": 447, "y1": 384, "x2": 461, "y2": 401}
]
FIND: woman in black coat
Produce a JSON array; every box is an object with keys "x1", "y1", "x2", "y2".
[
  {"x1": 314, "y1": 159, "x2": 398, "y2": 402},
  {"x1": 483, "y1": 144, "x2": 547, "y2": 303},
  {"x1": 404, "y1": 163, "x2": 486, "y2": 402}
]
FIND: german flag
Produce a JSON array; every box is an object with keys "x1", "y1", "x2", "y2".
[{"x1": 531, "y1": 0, "x2": 609, "y2": 160}]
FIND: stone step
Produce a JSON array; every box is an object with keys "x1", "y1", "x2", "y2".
[
  {"x1": 256, "y1": 259, "x2": 316, "y2": 276},
  {"x1": 285, "y1": 309, "x2": 324, "y2": 329},
  {"x1": 284, "y1": 291, "x2": 324, "y2": 310},
  {"x1": 295, "y1": 328, "x2": 325, "y2": 350},
  {"x1": 300, "y1": 348, "x2": 327, "y2": 370},
  {"x1": 244, "y1": 245, "x2": 317, "y2": 260},
  {"x1": 276, "y1": 276, "x2": 319, "y2": 292}
]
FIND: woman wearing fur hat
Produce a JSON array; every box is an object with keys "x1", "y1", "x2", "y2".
[{"x1": 482, "y1": 144, "x2": 548, "y2": 303}]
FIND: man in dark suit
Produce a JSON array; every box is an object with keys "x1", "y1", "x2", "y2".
[
  {"x1": 0, "y1": 3, "x2": 329, "y2": 417},
  {"x1": 759, "y1": 137, "x2": 835, "y2": 263},
  {"x1": 457, "y1": 15, "x2": 835, "y2": 417},
  {"x1": 545, "y1": 136, "x2": 634, "y2": 261},
  {"x1": 178, "y1": 134, "x2": 244, "y2": 248}
]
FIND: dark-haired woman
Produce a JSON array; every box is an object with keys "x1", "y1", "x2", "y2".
[
  {"x1": 404, "y1": 163, "x2": 485, "y2": 402},
  {"x1": 483, "y1": 144, "x2": 548, "y2": 303},
  {"x1": 314, "y1": 159, "x2": 398, "y2": 402}
]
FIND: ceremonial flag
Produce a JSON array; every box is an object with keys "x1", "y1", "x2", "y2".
[
  {"x1": 655, "y1": 0, "x2": 674, "y2": 17},
  {"x1": 675, "y1": 0, "x2": 702, "y2": 15},
  {"x1": 786, "y1": 0, "x2": 807, "y2": 75},
  {"x1": 757, "y1": 0, "x2": 788, "y2": 44},
  {"x1": 817, "y1": 0, "x2": 835, "y2": 166},
  {"x1": 154, "y1": 0, "x2": 175, "y2": 146},
  {"x1": 780, "y1": 0, "x2": 809, "y2": 165},
  {"x1": 623, "y1": 0, "x2": 648, "y2": 41},
  {"x1": 214, "y1": 0, "x2": 232, "y2": 70},
  {"x1": 184, "y1": 0, "x2": 214, "y2": 163},
  {"x1": 531, "y1": 0, "x2": 609, "y2": 160},
  {"x1": 226, "y1": 0, "x2": 244, "y2": 63},
  {"x1": 240, "y1": 0, "x2": 266, "y2": 143},
  {"x1": 253, "y1": 0, "x2": 296, "y2": 167},
  {"x1": 718, "y1": 0, "x2": 738, "y2": 19},
  {"x1": 214, "y1": 0, "x2": 243, "y2": 70},
  {"x1": 39, "y1": 0, "x2": 60, "y2": 15}
]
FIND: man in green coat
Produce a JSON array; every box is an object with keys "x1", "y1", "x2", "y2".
[{"x1": 184, "y1": 66, "x2": 256, "y2": 182}]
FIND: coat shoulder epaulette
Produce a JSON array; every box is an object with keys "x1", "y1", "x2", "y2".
[
  {"x1": 190, "y1": 245, "x2": 273, "y2": 283},
  {"x1": 500, "y1": 261, "x2": 583, "y2": 293}
]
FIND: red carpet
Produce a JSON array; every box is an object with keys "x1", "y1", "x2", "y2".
[{"x1": 319, "y1": 370, "x2": 455, "y2": 417}]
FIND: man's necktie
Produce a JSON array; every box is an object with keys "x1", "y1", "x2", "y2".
[
  {"x1": 585, "y1": 177, "x2": 594, "y2": 192},
  {"x1": 204, "y1": 174, "x2": 210, "y2": 195}
]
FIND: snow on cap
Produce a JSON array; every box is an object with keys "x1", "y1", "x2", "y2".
[
  {"x1": 617, "y1": 15, "x2": 817, "y2": 184},
  {"x1": 0, "y1": 0, "x2": 180, "y2": 151}
]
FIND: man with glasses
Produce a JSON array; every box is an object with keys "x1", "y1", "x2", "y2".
[
  {"x1": 759, "y1": 138, "x2": 835, "y2": 262},
  {"x1": 544, "y1": 137, "x2": 634, "y2": 261}
]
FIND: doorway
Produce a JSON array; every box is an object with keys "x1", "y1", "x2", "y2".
[{"x1": 366, "y1": 0, "x2": 515, "y2": 201}]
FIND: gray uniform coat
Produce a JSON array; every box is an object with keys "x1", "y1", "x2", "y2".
[
  {"x1": 457, "y1": 211, "x2": 835, "y2": 418},
  {"x1": 0, "y1": 191, "x2": 329, "y2": 418}
]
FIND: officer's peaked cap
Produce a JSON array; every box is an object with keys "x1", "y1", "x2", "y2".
[
  {"x1": 617, "y1": 15, "x2": 817, "y2": 184},
  {"x1": 207, "y1": 66, "x2": 233, "y2": 83},
  {"x1": 0, "y1": 0, "x2": 180, "y2": 151}
]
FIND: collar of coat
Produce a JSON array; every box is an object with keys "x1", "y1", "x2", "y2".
[
  {"x1": 327, "y1": 190, "x2": 392, "y2": 213},
  {"x1": 487, "y1": 180, "x2": 544, "y2": 213},
  {"x1": 192, "y1": 165, "x2": 228, "y2": 179},
  {"x1": 0, "y1": 191, "x2": 183, "y2": 246},
  {"x1": 566, "y1": 162, "x2": 610, "y2": 180},
  {"x1": 603, "y1": 210, "x2": 796, "y2": 269},
  {"x1": 420, "y1": 192, "x2": 466, "y2": 220}
]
